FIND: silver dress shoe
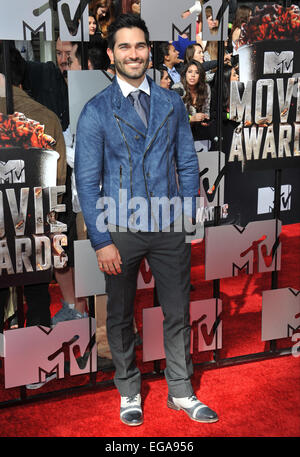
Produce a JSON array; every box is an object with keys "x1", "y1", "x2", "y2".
[
  {"x1": 167, "y1": 394, "x2": 218, "y2": 423},
  {"x1": 120, "y1": 394, "x2": 143, "y2": 426}
]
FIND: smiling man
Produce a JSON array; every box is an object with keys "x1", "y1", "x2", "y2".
[{"x1": 75, "y1": 13, "x2": 218, "y2": 427}]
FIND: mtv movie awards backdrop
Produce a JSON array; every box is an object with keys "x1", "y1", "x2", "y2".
[
  {"x1": 0, "y1": 113, "x2": 67, "y2": 288},
  {"x1": 0, "y1": 1, "x2": 299, "y2": 390},
  {"x1": 229, "y1": 4, "x2": 300, "y2": 170}
]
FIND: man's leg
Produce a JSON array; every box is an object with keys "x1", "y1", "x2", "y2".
[
  {"x1": 147, "y1": 230, "x2": 218, "y2": 423},
  {"x1": 24, "y1": 283, "x2": 51, "y2": 327},
  {"x1": 0, "y1": 288, "x2": 10, "y2": 334},
  {"x1": 146, "y1": 230, "x2": 194, "y2": 397},
  {"x1": 106, "y1": 230, "x2": 147, "y2": 397}
]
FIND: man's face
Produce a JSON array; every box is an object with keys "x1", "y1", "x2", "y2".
[
  {"x1": 56, "y1": 38, "x2": 73, "y2": 74},
  {"x1": 167, "y1": 45, "x2": 179, "y2": 66},
  {"x1": 68, "y1": 44, "x2": 82, "y2": 70},
  {"x1": 107, "y1": 27, "x2": 149, "y2": 87}
]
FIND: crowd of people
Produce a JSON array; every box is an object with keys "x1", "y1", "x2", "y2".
[{"x1": 0, "y1": 1, "x2": 256, "y2": 385}]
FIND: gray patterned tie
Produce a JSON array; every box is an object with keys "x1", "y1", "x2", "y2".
[{"x1": 129, "y1": 90, "x2": 148, "y2": 127}]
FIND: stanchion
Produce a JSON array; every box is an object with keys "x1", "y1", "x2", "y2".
[{"x1": 269, "y1": 168, "x2": 282, "y2": 353}]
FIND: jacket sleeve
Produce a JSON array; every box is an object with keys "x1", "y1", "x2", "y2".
[
  {"x1": 75, "y1": 100, "x2": 112, "y2": 251},
  {"x1": 173, "y1": 93, "x2": 199, "y2": 219}
]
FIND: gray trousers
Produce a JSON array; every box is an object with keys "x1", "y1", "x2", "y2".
[{"x1": 105, "y1": 228, "x2": 194, "y2": 398}]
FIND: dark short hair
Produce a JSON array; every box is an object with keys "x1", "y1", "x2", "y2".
[
  {"x1": 107, "y1": 13, "x2": 150, "y2": 50},
  {"x1": 73, "y1": 38, "x2": 110, "y2": 70},
  {"x1": 0, "y1": 42, "x2": 26, "y2": 86},
  {"x1": 157, "y1": 41, "x2": 171, "y2": 65}
]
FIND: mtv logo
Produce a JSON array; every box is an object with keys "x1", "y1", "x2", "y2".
[
  {"x1": 0, "y1": 0, "x2": 89, "y2": 42},
  {"x1": 0, "y1": 160, "x2": 25, "y2": 184},
  {"x1": 142, "y1": 0, "x2": 197, "y2": 41},
  {"x1": 4, "y1": 318, "x2": 97, "y2": 388},
  {"x1": 197, "y1": 150, "x2": 225, "y2": 207},
  {"x1": 190, "y1": 299, "x2": 222, "y2": 352},
  {"x1": 263, "y1": 51, "x2": 294, "y2": 74},
  {"x1": 57, "y1": 0, "x2": 89, "y2": 42},
  {"x1": 257, "y1": 185, "x2": 292, "y2": 214},
  {"x1": 261, "y1": 288, "x2": 300, "y2": 341},
  {"x1": 194, "y1": 140, "x2": 211, "y2": 154},
  {"x1": 142, "y1": 299, "x2": 222, "y2": 362},
  {"x1": 205, "y1": 219, "x2": 282, "y2": 280},
  {"x1": 0, "y1": 0, "x2": 53, "y2": 40}
]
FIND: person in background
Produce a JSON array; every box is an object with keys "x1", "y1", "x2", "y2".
[
  {"x1": 88, "y1": 14, "x2": 98, "y2": 35},
  {"x1": 157, "y1": 41, "x2": 183, "y2": 88},
  {"x1": 94, "y1": 0, "x2": 115, "y2": 39},
  {"x1": 0, "y1": 44, "x2": 66, "y2": 336},
  {"x1": 130, "y1": 0, "x2": 141, "y2": 15},
  {"x1": 230, "y1": 5, "x2": 252, "y2": 54},
  {"x1": 55, "y1": 38, "x2": 73, "y2": 83},
  {"x1": 23, "y1": 38, "x2": 88, "y2": 324},
  {"x1": 158, "y1": 66, "x2": 171, "y2": 89},
  {"x1": 172, "y1": 59, "x2": 210, "y2": 124}
]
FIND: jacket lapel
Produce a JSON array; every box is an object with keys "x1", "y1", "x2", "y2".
[
  {"x1": 111, "y1": 77, "x2": 147, "y2": 137},
  {"x1": 111, "y1": 76, "x2": 174, "y2": 147}
]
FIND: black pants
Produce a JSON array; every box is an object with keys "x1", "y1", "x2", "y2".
[
  {"x1": 0, "y1": 283, "x2": 51, "y2": 330},
  {"x1": 24, "y1": 283, "x2": 51, "y2": 327},
  {"x1": 0, "y1": 288, "x2": 9, "y2": 334},
  {"x1": 105, "y1": 229, "x2": 194, "y2": 398}
]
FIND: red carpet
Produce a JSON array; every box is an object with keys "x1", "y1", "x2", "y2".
[{"x1": 0, "y1": 224, "x2": 299, "y2": 437}]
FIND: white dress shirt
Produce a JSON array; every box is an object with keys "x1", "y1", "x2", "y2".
[{"x1": 116, "y1": 75, "x2": 150, "y2": 98}]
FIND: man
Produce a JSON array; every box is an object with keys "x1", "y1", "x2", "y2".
[
  {"x1": 75, "y1": 13, "x2": 218, "y2": 426},
  {"x1": 67, "y1": 39, "x2": 110, "y2": 71},
  {"x1": 23, "y1": 37, "x2": 69, "y2": 131},
  {"x1": 22, "y1": 37, "x2": 89, "y2": 324},
  {"x1": 56, "y1": 38, "x2": 73, "y2": 79},
  {"x1": 158, "y1": 41, "x2": 183, "y2": 87},
  {"x1": 0, "y1": 44, "x2": 66, "y2": 332}
]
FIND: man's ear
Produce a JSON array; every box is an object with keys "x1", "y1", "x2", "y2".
[{"x1": 107, "y1": 47, "x2": 114, "y2": 64}]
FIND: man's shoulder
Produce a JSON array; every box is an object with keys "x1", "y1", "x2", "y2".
[
  {"x1": 149, "y1": 77, "x2": 181, "y2": 102},
  {"x1": 84, "y1": 83, "x2": 113, "y2": 110}
]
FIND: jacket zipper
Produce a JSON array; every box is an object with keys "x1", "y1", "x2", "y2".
[
  {"x1": 115, "y1": 116, "x2": 133, "y2": 202},
  {"x1": 142, "y1": 115, "x2": 171, "y2": 200}
]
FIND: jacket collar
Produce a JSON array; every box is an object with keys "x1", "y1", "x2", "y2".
[{"x1": 111, "y1": 75, "x2": 174, "y2": 143}]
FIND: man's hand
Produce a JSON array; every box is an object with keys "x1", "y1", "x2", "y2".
[{"x1": 96, "y1": 244, "x2": 122, "y2": 275}]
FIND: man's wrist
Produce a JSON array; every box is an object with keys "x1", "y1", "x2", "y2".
[{"x1": 94, "y1": 240, "x2": 113, "y2": 252}]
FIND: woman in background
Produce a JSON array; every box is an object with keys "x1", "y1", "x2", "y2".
[
  {"x1": 94, "y1": 0, "x2": 115, "y2": 39},
  {"x1": 230, "y1": 5, "x2": 252, "y2": 54},
  {"x1": 172, "y1": 59, "x2": 210, "y2": 124},
  {"x1": 88, "y1": 14, "x2": 98, "y2": 35}
]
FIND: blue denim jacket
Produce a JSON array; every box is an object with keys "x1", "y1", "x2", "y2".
[{"x1": 75, "y1": 76, "x2": 199, "y2": 251}]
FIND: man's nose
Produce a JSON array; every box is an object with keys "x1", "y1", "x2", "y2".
[{"x1": 129, "y1": 47, "x2": 138, "y2": 60}]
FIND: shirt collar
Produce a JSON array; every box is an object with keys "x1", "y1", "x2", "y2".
[{"x1": 116, "y1": 75, "x2": 150, "y2": 98}]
